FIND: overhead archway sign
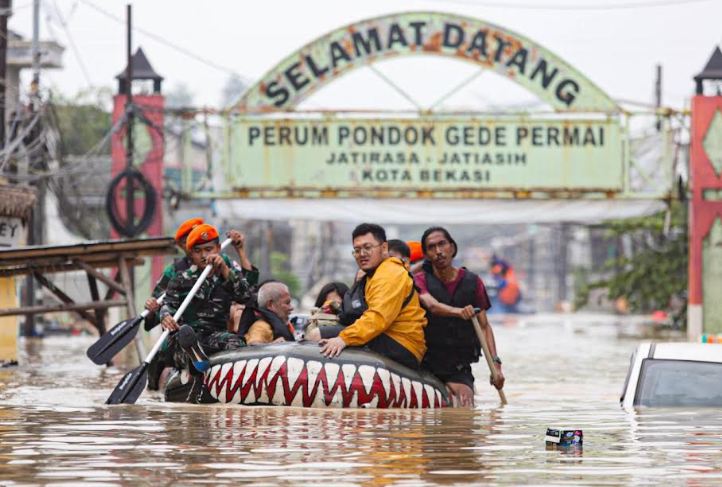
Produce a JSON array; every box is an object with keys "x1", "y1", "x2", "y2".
[
  {"x1": 235, "y1": 11, "x2": 619, "y2": 113},
  {"x1": 224, "y1": 12, "x2": 625, "y2": 199}
]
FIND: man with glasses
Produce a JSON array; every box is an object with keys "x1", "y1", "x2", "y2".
[
  {"x1": 317, "y1": 223, "x2": 427, "y2": 370},
  {"x1": 415, "y1": 226, "x2": 505, "y2": 406}
]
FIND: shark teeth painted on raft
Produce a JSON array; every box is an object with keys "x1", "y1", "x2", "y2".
[
  {"x1": 424, "y1": 384, "x2": 436, "y2": 409},
  {"x1": 286, "y1": 358, "x2": 306, "y2": 407},
  {"x1": 341, "y1": 364, "x2": 356, "y2": 391},
  {"x1": 207, "y1": 365, "x2": 221, "y2": 399},
  {"x1": 243, "y1": 358, "x2": 260, "y2": 403},
  {"x1": 401, "y1": 377, "x2": 412, "y2": 407},
  {"x1": 391, "y1": 373, "x2": 401, "y2": 400},
  {"x1": 286, "y1": 357, "x2": 305, "y2": 390},
  {"x1": 342, "y1": 364, "x2": 357, "y2": 407},
  {"x1": 305, "y1": 361, "x2": 324, "y2": 407},
  {"x1": 218, "y1": 362, "x2": 234, "y2": 403},
  {"x1": 412, "y1": 381, "x2": 423, "y2": 408},
  {"x1": 377, "y1": 368, "x2": 390, "y2": 396},
  {"x1": 180, "y1": 368, "x2": 191, "y2": 385},
  {"x1": 357, "y1": 365, "x2": 376, "y2": 398},
  {"x1": 269, "y1": 356, "x2": 287, "y2": 405},
  {"x1": 231, "y1": 360, "x2": 247, "y2": 403},
  {"x1": 256, "y1": 356, "x2": 272, "y2": 383},
  {"x1": 323, "y1": 362, "x2": 341, "y2": 406}
]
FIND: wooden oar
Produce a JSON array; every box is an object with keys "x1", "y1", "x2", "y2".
[
  {"x1": 86, "y1": 294, "x2": 165, "y2": 365},
  {"x1": 106, "y1": 238, "x2": 232, "y2": 405},
  {"x1": 87, "y1": 239, "x2": 234, "y2": 366},
  {"x1": 471, "y1": 311, "x2": 508, "y2": 405}
]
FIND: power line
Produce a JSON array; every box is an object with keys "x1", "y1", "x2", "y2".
[
  {"x1": 48, "y1": 0, "x2": 93, "y2": 88},
  {"x1": 78, "y1": 0, "x2": 251, "y2": 83},
  {"x1": 425, "y1": 0, "x2": 716, "y2": 10}
]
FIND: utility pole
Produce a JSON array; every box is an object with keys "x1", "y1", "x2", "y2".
[
  {"x1": 124, "y1": 4, "x2": 134, "y2": 289},
  {"x1": 0, "y1": 0, "x2": 10, "y2": 148},
  {"x1": 655, "y1": 64, "x2": 662, "y2": 132},
  {"x1": 30, "y1": 0, "x2": 39, "y2": 103}
]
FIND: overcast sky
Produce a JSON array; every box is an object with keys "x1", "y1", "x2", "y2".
[{"x1": 9, "y1": 0, "x2": 722, "y2": 111}]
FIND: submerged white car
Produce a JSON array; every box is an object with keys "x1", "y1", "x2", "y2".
[{"x1": 621, "y1": 342, "x2": 722, "y2": 409}]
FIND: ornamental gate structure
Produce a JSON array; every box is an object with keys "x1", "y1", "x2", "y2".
[
  {"x1": 220, "y1": 12, "x2": 672, "y2": 202},
  {"x1": 204, "y1": 12, "x2": 684, "y2": 315}
]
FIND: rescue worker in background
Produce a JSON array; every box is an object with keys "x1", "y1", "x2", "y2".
[
  {"x1": 490, "y1": 255, "x2": 522, "y2": 313},
  {"x1": 160, "y1": 224, "x2": 251, "y2": 372},
  {"x1": 317, "y1": 223, "x2": 427, "y2": 371},
  {"x1": 238, "y1": 281, "x2": 296, "y2": 344},
  {"x1": 414, "y1": 226, "x2": 505, "y2": 406}
]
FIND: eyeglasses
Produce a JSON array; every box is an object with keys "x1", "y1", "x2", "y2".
[{"x1": 351, "y1": 243, "x2": 383, "y2": 257}]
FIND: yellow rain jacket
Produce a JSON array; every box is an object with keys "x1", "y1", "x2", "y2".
[{"x1": 339, "y1": 257, "x2": 427, "y2": 362}]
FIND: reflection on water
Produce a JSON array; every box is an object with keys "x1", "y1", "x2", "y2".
[{"x1": 1, "y1": 317, "x2": 722, "y2": 484}]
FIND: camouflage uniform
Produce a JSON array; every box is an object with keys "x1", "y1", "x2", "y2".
[{"x1": 160, "y1": 254, "x2": 251, "y2": 371}]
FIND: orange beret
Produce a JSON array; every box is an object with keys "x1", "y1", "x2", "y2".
[
  {"x1": 407, "y1": 241, "x2": 423, "y2": 263},
  {"x1": 186, "y1": 224, "x2": 219, "y2": 250},
  {"x1": 174, "y1": 217, "x2": 204, "y2": 242}
]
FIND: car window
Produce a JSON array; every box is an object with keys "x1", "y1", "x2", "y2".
[{"x1": 636, "y1": 359, "x2": 722, "y2": 407}]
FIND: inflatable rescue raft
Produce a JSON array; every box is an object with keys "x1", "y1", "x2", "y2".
[{"x1": 165, "y1": 342, "x2": 450, "y2": 408}]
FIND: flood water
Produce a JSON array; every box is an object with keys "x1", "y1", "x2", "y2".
[{"x1": 2, "y1": 316, "x2": 722, "y2": 485}]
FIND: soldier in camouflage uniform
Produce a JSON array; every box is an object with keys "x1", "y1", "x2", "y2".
[
  {"x1": 145, "y1": 219, "x2": 259, "y2": 329},
  {"x1": 160, "y1": 224, "x2": 252, "y2": 372}
]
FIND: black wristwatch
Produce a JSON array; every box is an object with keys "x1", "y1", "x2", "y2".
[{"x1": 493, "y1": 355, "x2": 502, "y2": 365}]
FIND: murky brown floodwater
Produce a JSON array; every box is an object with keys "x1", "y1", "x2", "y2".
[{"x1": 2, "y1": 316, "x2": 722, "y2": 485}]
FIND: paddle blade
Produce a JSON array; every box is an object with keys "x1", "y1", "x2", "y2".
[
  {"x1": 86, "y1": 316, "x2": 143, "y2": 365},
  {"x1": 106, "y1": 362, "x2": 149, "y2": 405}
]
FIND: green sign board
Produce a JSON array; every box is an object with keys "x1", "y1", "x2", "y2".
[{"x1": 225, "y1": 116, "x2": 623, "y2": 196}]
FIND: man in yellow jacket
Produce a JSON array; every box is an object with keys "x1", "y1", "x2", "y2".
[{"x1": 319, "y1": 223, "x2": 427, "y2": 370}]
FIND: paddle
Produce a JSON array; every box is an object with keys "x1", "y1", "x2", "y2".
[
  {"x1": 106, "y1": 238, "x2": 232, "y2": 405},
  {"x1": 87, "y1": 294, "x2": 165, "y2": 365},
  {"x1": 87, "y1": 239, "x2": 234, "y2": 365},
  {"x1": 471, "y1": 309, "x2": 508, "y2": 405}
]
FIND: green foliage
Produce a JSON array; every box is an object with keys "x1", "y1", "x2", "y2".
[
  {"x1": 576, "y1": 203, "x2": 688, "y2": 326},
  {"x1": 270, "y1": 251, "x2": 301, "y2": 297},
  {"x1": 51, "y1": 88, "x2": 113, "y2": 156}
]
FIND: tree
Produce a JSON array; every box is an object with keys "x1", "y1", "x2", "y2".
[
  {"x1": 576, "y1": 203, "x2": 688, "y2": 327},
  {"x1": 51, "y1": 87, "x2": 113, "y2": 156}
]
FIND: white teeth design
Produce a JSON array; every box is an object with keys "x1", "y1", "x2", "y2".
[
  {"x1": 286, "y1": 357, "x2": 305, "y2": 389},
  {"x1": 401, "y1": 377, "x2": 412, "y2": 405},
  {"x1": 269, "y1": 356, "x2": 287, "y2": 405},
  {"x1": 306, "y1": 361, "x2": 325, "y2": 407},
  {"x1": 256, "y1": 356, "x2": 272, "y2": 383},
  {"x1": 323, "y1": 362, "x2": 341, "y2": 407},
  {"x1": 230, "y1": 360, "x2": 247, "y2": 404},
  {"x1": 341, "y1": 364, "x2": 356, "y2": 391},
  {"x1": 207, "y1": 366, "x2": 220, "y2": 399},
  {"x1": 391, "y1": 373, "x2": 401, "y2": 400},
  {"x1": 412, "y1": 381, "x2": 423, "y2": 407},
  {"x1": 323, "y1": 362, "x2": 340, "y2": 383},
  {"x1": 357, "y1": 365, "x2": 375, "y2": 396},
  {"x1": 243, "y1": 358, "x2": 259, "y2": 403},
  {"x1": 377, "y1": 368, "x2": 390, "y2": 395},
  {"x1": 424, "y1": 384, "x2": 436, "y2": 409},
  {"x1": 435, "y1": 390, "x2": 442, "y2": 407},
  {"x1": 233, "y1": 360, "x2": 247, "y2": 386}
]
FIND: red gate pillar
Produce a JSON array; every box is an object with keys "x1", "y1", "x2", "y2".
[
  {"x1": 111, "y1": 48, "x2": 165, "y2": 285},
  {"x1": 688, "y1": 46, "x2": 722, "y2": 340}
]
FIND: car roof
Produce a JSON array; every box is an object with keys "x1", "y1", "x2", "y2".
[{"x1": 649, "y1": 342, "x2": 722, "y2": 363}]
